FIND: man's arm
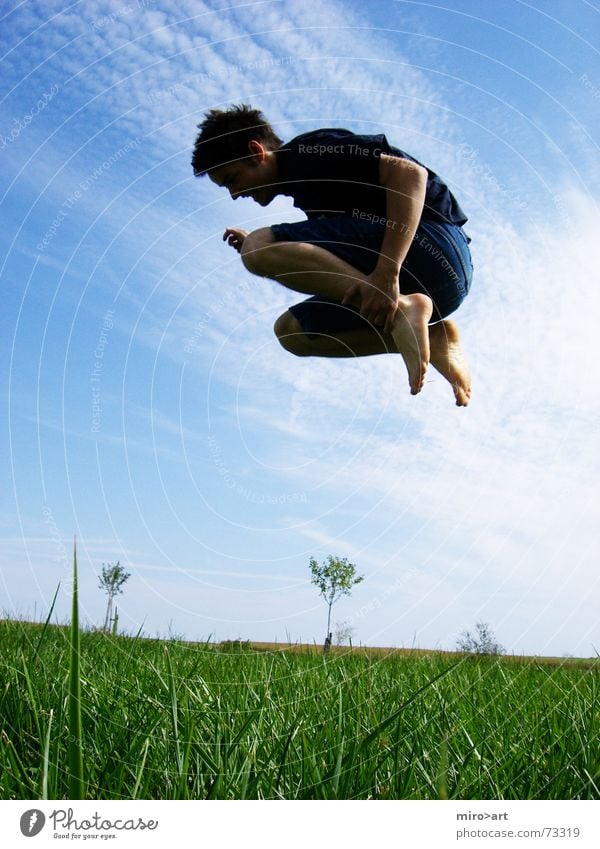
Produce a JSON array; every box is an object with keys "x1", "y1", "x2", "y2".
[
  {"x1": 223, "y1": 226, "x2": 249, "y2": 252},
  {"x1": 342, "y1": 153, "x2": 428, "y2": 333}
]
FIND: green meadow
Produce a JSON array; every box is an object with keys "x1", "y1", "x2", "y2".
[{"x1": 1, "y1": 619, "x2": 598, "y2": 800}]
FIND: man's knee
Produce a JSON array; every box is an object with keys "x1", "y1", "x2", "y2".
[
  {"x1": 241, "y1": 227, "x2": 276, "y2": 275},
  {"x1": 274, "y1": 311, "x2": 309, "y2": 356}
]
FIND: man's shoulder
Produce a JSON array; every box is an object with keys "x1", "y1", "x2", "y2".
[
  {"x1": 279, "y1": 128, "x2": 395, "y2": 163},
  {"x1": 280, "y1": 128, "x2": 355, "y2": 149},
  {"x1": 278, "y1": 126, "x2": 416, "y2": 157}
]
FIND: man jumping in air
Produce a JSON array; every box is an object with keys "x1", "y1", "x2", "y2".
[{"x1": 191, "y1": 104, "x2": 473, "y2": 405}]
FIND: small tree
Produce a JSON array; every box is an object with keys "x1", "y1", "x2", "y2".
[
  {"x1": 457, "y1": 621, "x2": 505, "y2": 656},
  {"x1": 98, "y1": 561, "x2": 130, "y2": 632},
  {"x1": 334, "y1": 620, "x2": 355, "y2": 647},
  {"x1": 309, "y1": 555, "x2": 363, "y2": 651}
]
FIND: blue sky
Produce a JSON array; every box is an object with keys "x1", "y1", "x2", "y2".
[{"x1": 1, "y1": 0, "x2": 599, "y2": 656}]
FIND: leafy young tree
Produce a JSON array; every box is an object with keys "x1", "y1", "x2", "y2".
[
  {"x1": 98, "y1": 561, "x2": 131, "y2": 632},
  {"x1": 309, "y1": 555, "x2": 363, "y2": 650},
  {"x1": 334, "y1": 620, "x2": 355, "y2": 647},
  {"x1": 457, "y1": 621, "x2": 505, "y2": 656}
]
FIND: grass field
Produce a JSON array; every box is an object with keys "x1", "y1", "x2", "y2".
[{"x1": 1, "y1": 619, "x2": 598, "y2": 800}]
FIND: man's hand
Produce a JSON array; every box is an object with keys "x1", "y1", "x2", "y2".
[
  {"x1": 341, "y1": 271, "x2": 400, "y2": 334},
  {"x1": 223, "y1": 227, "x2": 249, "y2": 253}
]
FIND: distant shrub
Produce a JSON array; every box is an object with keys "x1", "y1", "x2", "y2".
[
  {"x1": 218, "y1": 639, "x2": 252, "y2": 652},
  {"x1": 457, "y1": 621, "x2": 505, "y2": 656}
]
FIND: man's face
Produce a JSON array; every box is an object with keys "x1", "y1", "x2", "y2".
[{"x1": 209, "y1": 158, "x2": 276, "y2": 207}]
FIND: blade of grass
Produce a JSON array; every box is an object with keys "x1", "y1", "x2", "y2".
[
  {"x1": 68, "y1": 539, "x2": 85, "y2": 799},
  {"x1": 2, "y1": 731, "x2": 32, "y2": 799},
  {"x1": 583, "y1": 768, "x2": 600, "y2": 797},
  {"x1": 20, "y1": 655, "x2": 42, "y2": 742},
  {"x1": 132, "y1": 738, "x2": 150, "y2": 799},
  {"x1": 176, "y1": 719, "x2": 195, "y2": 800},
  {"x1": 437, "y1": 735, "x2": 449, "y2": 799},
  {"x1": 329, "y1": 685, "x2": 344, "y2": 795},
  {"x1": 41, "y1": 708, "x2": 54, "y2": 800},
  {"x1": 226, "y1": 712, "x2": 258, "y2": 756},
  {"x1": 33, "y1": 582, "x2": 60, "y2": 660},
  {"x1": 165, "y1": 647, "x2": 183, "y2": 776},
  {"x1": 275, "y1": 720, "x2": 301, "y2": 793},
  {"x1": 1, "y1": 730, "x2": 35, "y2": 796}
]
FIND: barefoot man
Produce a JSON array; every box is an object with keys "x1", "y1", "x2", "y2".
[{"x1": 191, "y1": 105, "x2": 473, "y2": 405}]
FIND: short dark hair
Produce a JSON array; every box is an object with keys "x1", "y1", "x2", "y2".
[{"x1": 191, "y1": 104, "x2": 283, "y2": 176}]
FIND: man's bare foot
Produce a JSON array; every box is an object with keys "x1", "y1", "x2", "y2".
[
  {"x1": 390, "y1": 294, "x2": 433, "y2": 394},
  {"x1": 429, "y1": 320, "x2": 471, "y2": 406}
]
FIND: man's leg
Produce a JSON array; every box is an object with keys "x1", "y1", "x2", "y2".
[
  {"x1": 273, "y1": 310, "x2": 471, "y2": 407},
  {"x1": 241, "y1": 227, "x2": 432, "y2": 395}
]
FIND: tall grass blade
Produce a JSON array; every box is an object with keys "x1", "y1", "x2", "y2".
[
  {"x1": 2, "y1": 730, "x2": 34, "y2": 796},
  {"x1": 275, "y1": 721, "x2": 301, "y2": 793},
  {"x1": 33, "y1": 582, "x2": 60, "y2": 660},
  {"x1": 583, "y1": 768, "x2": 600, "y2": 797},
  {"x1": 21, "y1": 656, "x2": 42, "y2": 742},
  {"x1": 165, "y1": 647, "x2": 183, "y2": 775},
  {"x1": 132, "y1": 738, "x2": 150, "y2": 799},
  {"x1": 68, "y1": 539, "x2": 85, "y2": 799},
  {"x1": 437, "y1": 735, "x2": 449, "y2": 799},
  {"x1": 41, "y1": 709, "x2": 54, "y2": 800},
  {"x1": 328, "y1": 685, "x2": 344, "y2": 795}
]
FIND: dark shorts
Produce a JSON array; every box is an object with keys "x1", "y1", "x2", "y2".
[{"x1": 270, "y1": 216, "x2": 473, "y2": 336}]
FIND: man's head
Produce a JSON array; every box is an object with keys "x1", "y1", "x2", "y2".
[{"x1": 191, "y1": 104, "x2": 282, "y2": 205}]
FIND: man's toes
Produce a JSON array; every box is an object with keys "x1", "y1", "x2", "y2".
[
  {"x1": 454, "y1": 384, "x2": 470, "y2": 406},
  {"x1": 410, "y1": 361, "x2": 428, "y2": 394}
]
